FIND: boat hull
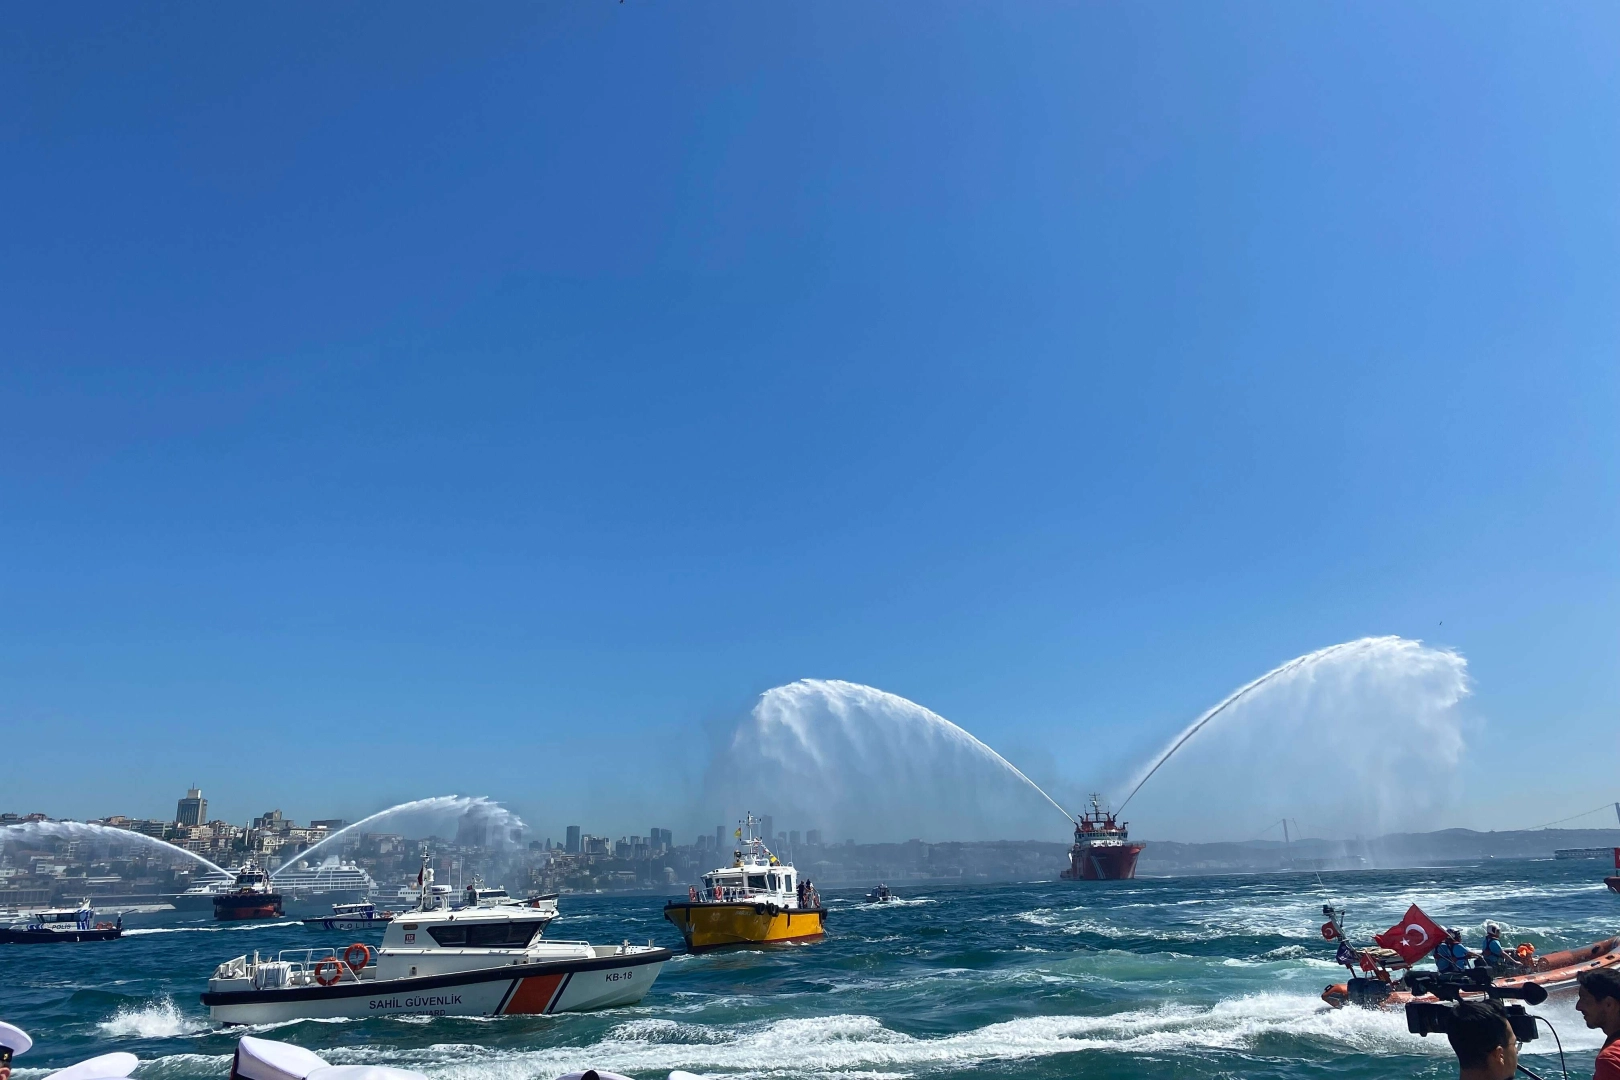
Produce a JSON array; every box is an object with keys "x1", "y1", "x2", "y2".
[
  {"x1": 1060, "y1": 844, "x2": 1144, "y2": 880},
  {"x1": 215, "y1": 894, "x2": 283, "y2": 921},
  {"x1": 302, "y1": 915, "x2": 392, "y2": 932},
  {"x1": 201, "y1": 949, "x2": 670, "y2": 1024},
  {"x1": 0, "y1": 927, "x2": 122, "y2": 944},
  {"x1": 1606, "y1": 876, "x2": 1619, "y2": 895},
  {"x1": 1323, "y1": 936, "x2": 1620, "y2": 1009},
  {"x1": 662, "y1": 901, "x2": 825, "y2": 951}
]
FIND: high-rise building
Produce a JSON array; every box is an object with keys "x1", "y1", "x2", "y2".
[
  {"x1": 651, "y1": 828, "x2": 671, "y2": 851},
  {"x1": 790, "y1": 830, "x2": 801, "y2": 846},
  {"x1": 761, "y1": 816, "x2": 773, "y2": 845},
  {"x1": 716, "y1": 825, "x2": 725, "y2": 851},
  {"x1": 565, "y1": 825, "x2": 581, "y2": 854},
  {"x1": 176, "y1": 787, "x2": 206, "y2": 827},
  {"x1": 806, "y1": 829, "x2": 822, "y2": 846}
]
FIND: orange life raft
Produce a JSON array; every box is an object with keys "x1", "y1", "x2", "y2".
[{"x1": 1323, "y1": 935, "x2": 1620, "y2": 1009}]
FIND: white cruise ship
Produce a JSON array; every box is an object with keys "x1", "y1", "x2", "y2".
[{"x1": 270, "y1": 859, "x2": 377, "y2": 909}]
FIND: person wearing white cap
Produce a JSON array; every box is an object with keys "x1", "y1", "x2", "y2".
[
  {"x1": 230, "y1": 1039, "x2": 427, "y2": 1080},
  {"x1": 231, "y1": 1036, "x2": 333, "y2": 1080},
  {"x1": 0, "y1": 1021, "x2": 32, "y2": 1080},
  {"x1": 42, "y1": 1052, "x2": 139, "y2": 1080}
]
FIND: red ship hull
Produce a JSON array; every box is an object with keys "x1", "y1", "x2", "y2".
[
  {"x1": 214, "y1": 893, "x2": 283, "y2": 921},
  {"x1": 1061, "y1": 843, "x2": 1144, "y2": 881}
]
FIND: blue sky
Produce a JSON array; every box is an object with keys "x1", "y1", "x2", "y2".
[{"x1": 3, "y1": 3, "x2": 1616, "y2": 842}]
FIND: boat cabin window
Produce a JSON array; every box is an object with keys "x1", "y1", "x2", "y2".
[
  {"x1": 747, "y1": 874, "x2": 768, "y2": 890},
  {"x1": 427, "y1": 921, "x2": 543, "y2": 948}
]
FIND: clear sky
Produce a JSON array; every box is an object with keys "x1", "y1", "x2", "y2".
[{"x1": 3, "y1": 3, "x2": 1616, "y2": 843}]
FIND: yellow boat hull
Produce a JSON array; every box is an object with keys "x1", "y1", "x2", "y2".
[{"x1": 662, "y1": 901, "x2": 826, "y2": 951}]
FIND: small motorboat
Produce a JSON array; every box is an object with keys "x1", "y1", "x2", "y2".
[
  {"x1": 303, "y1": 902, "x2": 395, "y2": 931},
  {"x1": 202, "y1": 867, "x2": 668, "y2": 1023},
  {"x1": 0, "y1": 900, "x2": 122, "y2": 944},
  {"x1": 1324, "y1": 936, "x2": 1620, "y2": 1009},
  {"x1": 864, "y1": 885, "x2": 893, "y2": 903}
]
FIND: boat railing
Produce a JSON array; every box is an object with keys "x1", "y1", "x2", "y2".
[
  {"x1": 264, "y1": 948, "x2": 377, "y2": 986},
  {"x1": 694, "y1": 885, "x2": 801, "y2": 905}
]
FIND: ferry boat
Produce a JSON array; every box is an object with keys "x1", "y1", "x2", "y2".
[
  {"x1": 214, "y1": 863, "x2": 284, "y2": 921},
  {"x1": 201, "y1": 868, "x2": 668, "y2": 1023},
  {"x1": 864, "y1": 884, "x2": 893, "y2": 903},
  {"x1": 173, "y1": 869, "x2": 237, "y2": 911},
  {"x1": 302, "y1": 902, "x2": 395, "y2": 932},
  {"x1": 1059, "y1": 795, "x2": 1144, "y2": 881},
  {"x1": 0, "y1": 900, "x2": 122, "y2": 944},
  {"x1": 662, "y1": 813, "x2": 825, "y2": 952}
]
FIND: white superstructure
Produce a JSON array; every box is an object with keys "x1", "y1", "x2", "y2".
[{"x1": 201, "y1": 866, "x2": 665, "y2": 1023}]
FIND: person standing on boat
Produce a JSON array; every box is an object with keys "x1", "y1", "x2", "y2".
[
  {"x1": 0, "y1": 1022, "x2": 31, "y2": 1080},
  {"x1": 1576, "y1": 968, "x2": 1620, "y2": 1080}
]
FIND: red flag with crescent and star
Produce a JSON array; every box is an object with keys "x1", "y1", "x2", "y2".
[{"x1": 1374, "y1": 904, "x2": 1446, "y2": 963}]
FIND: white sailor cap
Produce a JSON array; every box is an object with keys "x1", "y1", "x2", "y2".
[
  {"x1": 42, "y1": 1052, "x2": 140, "y2": 1080},
  {"x1": 0, "y1": 1022, "x2": 32, "y2": 1057},
  {"x1": 231, "y1": 1037, "x2": 332, "y2": 1080},
  {"x1": 306, "y1": 1067, "x2": 430, "y2": 1080}
]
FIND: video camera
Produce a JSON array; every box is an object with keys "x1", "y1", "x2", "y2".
[{"x1": 1403, "y1": 969, "x2": 1547, "y2": 1045}]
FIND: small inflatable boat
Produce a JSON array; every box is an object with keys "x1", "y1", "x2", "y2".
[{"x1": 1324, "y1": 935, "x2": 1620, "y2": 1009}]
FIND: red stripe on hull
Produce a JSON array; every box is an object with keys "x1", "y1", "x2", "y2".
[
  {"x1": 1060, "y1": 844, "x2": 1143, "y2": 881},
  {"x1": 501, "y1": 972, "x2": 567, "y2": 1014}
]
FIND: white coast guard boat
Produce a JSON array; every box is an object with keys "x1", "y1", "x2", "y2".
[{"x1": 200, "y1": 869, "x2": 667, "y2": 1024}]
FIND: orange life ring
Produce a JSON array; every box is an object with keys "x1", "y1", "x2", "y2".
[
  {"x1": 313, "y1": 958, "x2": 344, "y2": 986},
  {"x1": 1321, "y1": 922, "x2": 1337, "y2": 940},
  {"x1": 344, "y1": 943, "x2": 371, "y2": 971}
]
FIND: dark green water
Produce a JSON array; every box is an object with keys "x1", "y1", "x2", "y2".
[{"x1": 4, "y1": 861, "x2": 1614, "y2": 1079}]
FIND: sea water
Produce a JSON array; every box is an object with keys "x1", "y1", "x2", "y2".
[{"x1": 2, "y1": 860, "x2": 1612, "y2": 1079}]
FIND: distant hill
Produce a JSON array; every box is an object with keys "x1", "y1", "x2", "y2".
[
  {"x1": 778, "y1": 828, "x2": 1620, "y2": 887},
  {"x1": 1138, "y1": 827, "x2": 1620, "y2": 874}
]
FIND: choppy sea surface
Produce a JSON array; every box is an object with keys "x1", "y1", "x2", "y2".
[{"x1": 3, "y1": 861, "x2": 1615, "y2": 1079}]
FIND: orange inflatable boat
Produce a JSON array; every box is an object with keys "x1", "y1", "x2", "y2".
[{"x1": 1323, "y1": 936, "x2": 1620, "y2": 1009}]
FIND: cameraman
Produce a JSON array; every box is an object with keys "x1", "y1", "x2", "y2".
[
  {"x1": 1576, "y1": 968, "x2": 1620, "y2": 1080},
  {"x1": 1445, "y1": 999, "x2": 1519, "y2": 1080}
]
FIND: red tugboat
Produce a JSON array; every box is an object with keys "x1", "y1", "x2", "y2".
[
  {"x1": 1060, "y1": 795, "x2": 1144, "y2": 881},
  {"x1": 213, "y1": 862, "x2": 283, "y2": 921}
]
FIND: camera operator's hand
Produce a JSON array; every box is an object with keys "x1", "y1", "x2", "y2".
[{"x1": 1446, "y1": 1000, "x2": 1519, "y2": 1080}]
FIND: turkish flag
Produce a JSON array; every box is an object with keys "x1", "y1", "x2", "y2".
[{"x1": 1375, "y1": 904, "x2": 1446, "y2": 963}]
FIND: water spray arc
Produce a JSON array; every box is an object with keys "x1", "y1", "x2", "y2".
[
  {"x1": 735, "y1": 679, "x2": 1074, "y2": 840},
  {"x1": 271, "y1": 795, "x2": 525, "y2": 877},
  {"x1": 1117, "y1": 638, "x2": 1377, "y2": 815},
  {"x1": 1, "y1": 820, "x2": 232, "y2": 878}
]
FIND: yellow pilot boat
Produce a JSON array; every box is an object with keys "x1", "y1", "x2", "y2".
[{"x1": 663, "y1": 813, "x2": 826, "y2": 952}]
